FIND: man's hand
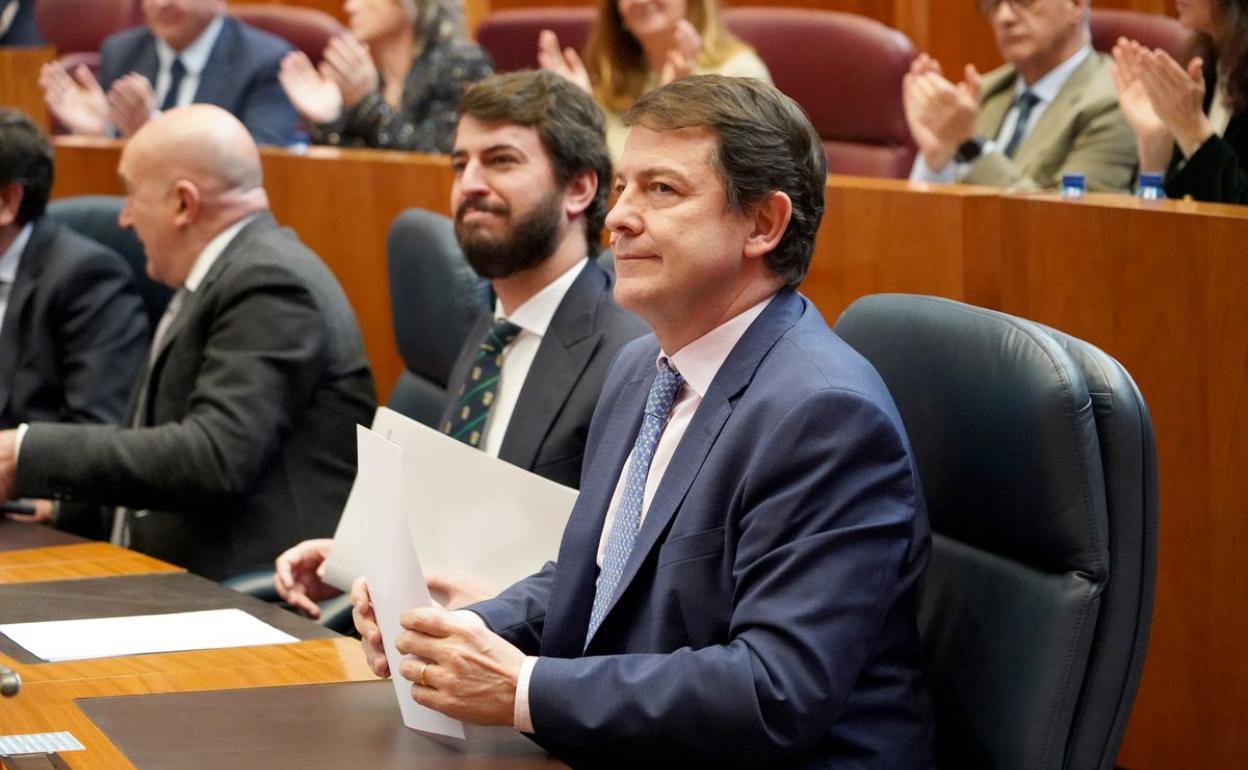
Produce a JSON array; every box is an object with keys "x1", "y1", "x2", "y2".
[
  {"x1": 1110, "y1": 38, "x2": 1174, "y2": 173},
  {"x1": 537, "y1": 29, "x2": 592, "y2": 94},
  {"x1": 107, "y1": 73, "x2": 155, "y2": 137},
  {"x1": 278, "y1": 50, "x2": 345, "y2": 124},
  {"x1": 395, "y1": 606, "x2": 525, "y2": 726},
  {"x1": 425, "y1": 571, "x2": 498, "y2": 610},
  {"x1": 0, "y1": 429, "x2": 17, "y2": 503},
  {"x1": 902, "y1": 54, "x2": 981, "y2": 172},
  {"x1": 274, "y1": 537, "x2": 340, "y2": 618},
  {"x1": 321, "y1": 34, "x2": 378, "y2": 109},
  {"x1": 40, "y1": 62, "x2": 111, "y2": 136},
  {"x1": 351, "y1": 577, "x2": 390, "y2": 678},
  {"x1": 4, "y1": 499, "x2": 54, "y2": 524}
]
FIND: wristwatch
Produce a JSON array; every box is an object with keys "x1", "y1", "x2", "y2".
[{"x1": 955, "y1": 136, "x2": 988, "y2": 164}]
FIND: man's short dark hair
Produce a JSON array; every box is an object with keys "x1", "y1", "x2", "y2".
[
  {"x1": 458, "y1": 70, "x2": 612, "y2": 254},
  {"x1": 0, "y1": 109, "x2": 54, "y2": 225},
  {"x1": 624, "y1": 75, "x2": 827, "y2": 288}
]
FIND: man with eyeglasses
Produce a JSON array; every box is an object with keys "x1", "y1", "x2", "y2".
[{"x1": 903, "y1": 0, "x2": 1135, "y2": 192}]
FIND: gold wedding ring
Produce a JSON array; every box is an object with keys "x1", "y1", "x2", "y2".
[{"x1": 418, "y1": 661, "x2": 430, "y2": 687}]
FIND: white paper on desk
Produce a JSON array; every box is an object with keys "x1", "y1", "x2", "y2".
[
  {"x1": 0, "y1": 609, "x2": 297, "y2": 661},
  {"x1": 322, "y1": 409, "x2": 389, "y2": 592},
  {"x1": 357, "y1": 425, "x2": 465, "y2": 740},
  {"x1": 381, "y1": 407, "x2": 577, "y2": 592}
]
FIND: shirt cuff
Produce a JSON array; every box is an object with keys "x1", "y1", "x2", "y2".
[
  {"x1": 514, "y1": 656, "x2": 538, "y2": 734},
  {"x1": 909, "y1": 153, "x2": 959, "y2": 184},
  {"x1": 14, "y1": 422, "x2": 28, "y2": 467}
]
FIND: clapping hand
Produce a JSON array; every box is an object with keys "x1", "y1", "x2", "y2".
[
  {"x1": 321, "y1": 34, "x2": 379, "y2": 110},
  {"x1": 537, "y1": 29, "x2": 592, "y2": 94},
  {"x1": 902, "y1": 54, "x2": 982, "y2": 172},
  {"x1": 40, "y1": 61, "x2": 111, "y2": 136},
  {"x1": 108, "y1": 73, "x2": 155, "y2": 137},
  {"x1": 659, "y1": 19, "x2": 700, "y2": 85},
  {"x1": 278, "y1": 50, "x2": 345, "y2": 124}
]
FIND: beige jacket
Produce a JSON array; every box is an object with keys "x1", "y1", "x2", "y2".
[{"x1": 964, "y1": 51, "x2": 1136, "y2": 193}]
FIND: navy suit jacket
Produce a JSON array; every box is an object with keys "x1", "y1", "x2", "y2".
[
  {"x1": 439, "y1": 260, "x2": 647, "y2": 489},
  {"x1": 471, "y1": 289, "x2": 935, "y2": 768},
  {"x1": 98, "y1": 16, "x2": 298, "y2": 146}
]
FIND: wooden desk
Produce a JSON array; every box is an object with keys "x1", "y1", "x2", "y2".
[
  {"x1": 0, "y1": 47, "x2": 53, "y2": 132},
  {"x1": 46, "y1": 139, "x2": 1248, "y2": 770}
]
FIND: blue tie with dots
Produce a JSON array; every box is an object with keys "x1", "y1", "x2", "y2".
[
  {"x1": 442, "y1": 319, "x2": 522, "y2": 448},
  {"x1": 585, "y1": 359, "x2": 684, "y2": 646}
]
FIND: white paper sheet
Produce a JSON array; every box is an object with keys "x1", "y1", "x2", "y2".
[
  {"x1": 357, "y1": 425, "x2": 465, "y2": 740},
  {"x1": 326, "y1": 407, "x2": 578, "y2": 596},
  {"x1": 322, "y1": 409, "x2": 388, "y2": 592},
  {"x1": 0, "y1": 609, "x2": 297, "y2": 662}
]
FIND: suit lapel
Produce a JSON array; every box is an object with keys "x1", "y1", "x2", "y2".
[
  {"x1": 976, "y1": 68, "x2": 1018, "y2": 140},
  {"x1": 0, "y1": 221, "x2": 49, "y2": 415},
  {"x1": 498, "y1": 263, "x2": 607, "y2": 470},
  {"x1": 587, "y1": 290, "x2": 806, "y2": 647},
  {"x1": 133, "y1": 32, "x2": 160, "y2": 85},
  {"x1": 1013, "y1": 53, "x2": 1099, "y2": 168}
]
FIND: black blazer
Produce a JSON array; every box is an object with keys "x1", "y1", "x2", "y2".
[
  {"x1": 0, "y1": 218, "x2": 147, "y2": 429},
  {"x1": 16, "y1": 215, "x2": 377, "y2": 580},
  {"x1": 98, "y1": 16, "x2": 298, "y2": 146},
  {"x1": 438, "y1": 260, "x2": 647, "y2": 489},
  {"x1": 1166, "y1": 59, "x2": 1248, "y2": 204}
]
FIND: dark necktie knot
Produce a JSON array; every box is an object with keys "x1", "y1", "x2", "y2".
[
  {"x1": 1003, "y1": 91, "x2": 1041, "y2": 160},
  {"x1": 161, "y1": 57, "x2": 187, "y2": 112},
  {"x1": 485, "y1": 319, "x2": 522, "y2": 352},
  {"x1": 644, "y1": 360, "x2": 684, "y2": 420},
  {"x1": 441, "y1": 319, "x2": 523, "y2": 448}
]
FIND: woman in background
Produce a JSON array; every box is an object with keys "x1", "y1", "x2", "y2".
[
  {"x1": 539, "y1": 0, "x2": 769, "y2": 157},
  {"x1": 279, "y1": 0, "x2": 491, "y2": 153},
  {"x1": 1112, "y1": 0, "x2": 1248, "y2": 203}
]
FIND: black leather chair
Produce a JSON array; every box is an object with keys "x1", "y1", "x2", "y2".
[
  {"x1": 45, "y1": 194, "x2": 172, "y2": 330},
  {"x1": 833, "y1": 294, "x2": 1156, "y2": 770},
  {"x1": 385, "y1": 208, "x2": 489, "y2": 427}
]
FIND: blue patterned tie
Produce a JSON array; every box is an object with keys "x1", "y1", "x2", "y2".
[
  {"x1": 585, "y1": 359, "x2": 684, "y2": 646},
  {"x1": 1003, "y1": 90, "x2": 1041, "y2": 159}
]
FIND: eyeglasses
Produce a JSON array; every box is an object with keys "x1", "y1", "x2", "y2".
[{"x1": 976, "y1": 0, "x2": 1041, "y2": 14}]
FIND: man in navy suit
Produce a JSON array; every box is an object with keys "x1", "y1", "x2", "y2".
[
  {"x1": 354, "y1": 75, "x2": 935, "y2": 768},
  {"x1": 39, "y1": 0, "x2": 297, "y2": 145}
]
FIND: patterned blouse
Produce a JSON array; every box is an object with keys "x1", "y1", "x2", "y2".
[{"x1": 312, "y1": 39, "x2": 493, "y2": 153}]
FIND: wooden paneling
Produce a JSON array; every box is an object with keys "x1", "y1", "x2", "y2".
[
  {"x1": 46, "y1": 139, "x2": 1248, "y2": 770},
  {"x1": 0, "y1": 46, "x2": 54, "y2": 131},
  {"x1": 0, "y1": 543, "x2": 180, "y2": 585}
]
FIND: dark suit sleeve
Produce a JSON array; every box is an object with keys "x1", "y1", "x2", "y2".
[
  {"x1": 523, "y1": 388, "x2": 925, "y2": 764},
  {"x1": 17, "y1": 263, "x2": 328, "y2": 510},
  {"x1": 1165, "y1": 130, "x2": 1248, "y2": 204},
  {"x1": 51, "y1": 246, "x2": 149, "y2": 424},
  {"x1": 470, "y1": 560, "x2": 557, "y2": 654},
  {"x1": 236, "y1": 36, "x2": 298, "y2": 146}
]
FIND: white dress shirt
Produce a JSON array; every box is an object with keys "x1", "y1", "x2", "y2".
[
  {"x1": 911, "y1": 45, "x2": 1093, "y2": 183},
  {"x1": 153, "y1": 14, "x2": 224, "y2": 111},
  {"x1": 479, "y1": 258, "x2": 588, "y2": 457},
  {"x1": 504, "y1": 293, "x2": 777, "y2": 733},
  {"x1": 0, "y1": 223, "x2": 32, "y2": 338}
]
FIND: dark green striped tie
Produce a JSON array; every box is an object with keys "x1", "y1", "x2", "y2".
[{"x1": 442, "y1": 319, "x2": 522, "y2": 448}]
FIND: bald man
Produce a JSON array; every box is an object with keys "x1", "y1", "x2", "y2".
[{"x1": 0, "y1": 105, "x2": 375, "y2": 581}]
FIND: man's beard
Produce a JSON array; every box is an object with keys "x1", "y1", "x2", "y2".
[{"x1": 455, "y1": 191, "x2": 563, "y2": 280}]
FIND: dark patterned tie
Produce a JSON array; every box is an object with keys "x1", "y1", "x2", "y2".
[
  {"x1": 160, "y1": 57, "x2": 186, "y2": 112},
  {"x1": 442, "y1": 319, "x2": 522, "y2": 448},
  {"x1": 1003, "y1": 91, "x2": 1041, "y2": 159},
  {"x1": 585, "y1": 359, "x2": 684, "y2": 646}
]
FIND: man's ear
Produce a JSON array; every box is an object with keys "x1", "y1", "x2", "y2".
[
  {"x1": 171, "y1": 179, "x2": 201, "y2": 229},
  {"x1": 0, "y1": 182, "x2": 25, "y2": 229},
  {"x1": 562, "y1": 168, "x2": 598, "y2": 221},
  {"x1": 742, "y1": 190, "x2": 792, "y2": 261}
]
